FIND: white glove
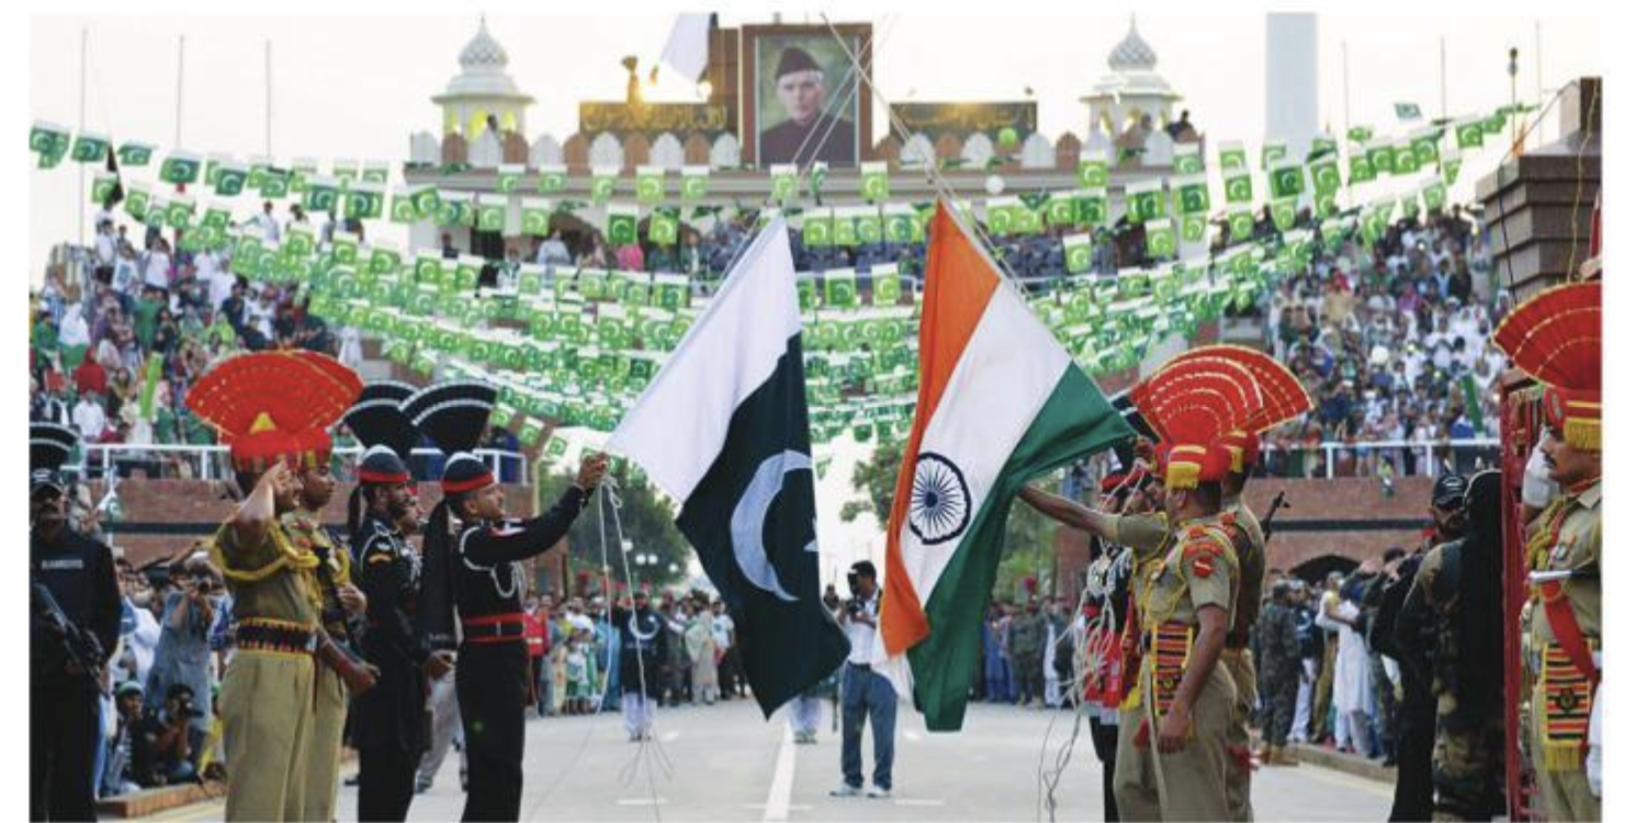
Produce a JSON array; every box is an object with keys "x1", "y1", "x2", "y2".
[{"x1": 1524, "y1": 432, "x2": 1559, "y2": 509}]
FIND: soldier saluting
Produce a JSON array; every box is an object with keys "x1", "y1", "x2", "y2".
[
  {"x1": 411, "y1": 381, "x2": 608, "y2": 822},
  {"x1": 31, "y1": 422, "x2": 120, "y2": 821}
]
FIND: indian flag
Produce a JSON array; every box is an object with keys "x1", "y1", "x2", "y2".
[{"x1": 874, "y1": 203, "x2": 1133, "y2": 731}]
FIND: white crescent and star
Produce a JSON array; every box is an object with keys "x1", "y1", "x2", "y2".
[{"x1": 729, "y1": 450, "x2": 819, "y2": 603}]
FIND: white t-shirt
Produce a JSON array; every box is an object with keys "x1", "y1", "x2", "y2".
[
  {"x1": 208, "y1": 267, "x2": 238, "y2": 314},
  {"x1": 59, "y1": 305, "x2": 91, "y2": 348},
  {"x1": 73, "y1": 399, "x2": 107, "y2": 440},
  {"x1": 142, "y1": 252, "x2": 171, "y2": 290},
  {"x1": 256, "y1": 213, "x2": 281, "y2": 243},
  {"x1": 844, "y1": 593, "x2": 879, "y2": 665},
  {"x1": 711, "y1": 613, "x2": 735, "y2": 651},
  {"x1": 96, "y1": 233, "x2": 117, "y2": 267}
]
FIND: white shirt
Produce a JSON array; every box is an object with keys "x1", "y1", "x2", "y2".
[
  {"x1": 142, "y1": 252, "x2": 171, "y2": 290},
  {"x1": 711, "y1": 613, "x2": 735, "y2": 651},
  {"x1": 843, "y1": 593, "x2": 879, "y2": 665},
  {"x1": 96, "y1": 233, "x2": 117, "y2": 267},
  {"x1": 208, "y1": 266, "x2": 238, "y2": 313},
  {"x1": 73, "y1": 399, "x2": 107, "y2": 440},
  {"x1": 59, "y1": 305, "x2": 90, "y2": 348},
  {"x1": 256, "y1": 213, "x2": 281, "y2": 243}
]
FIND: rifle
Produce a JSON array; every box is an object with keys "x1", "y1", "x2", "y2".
[
  {"x1": 1260, "y1": 491, "x2": 1290, "y2": 543},
  {"x1": 31, "y1": 580, "x2": 107, "y2": 692}
]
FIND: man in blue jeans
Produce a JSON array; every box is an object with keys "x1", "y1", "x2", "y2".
[{"x1": 831, "y1": 561, "x2": 896, "y2": 799}]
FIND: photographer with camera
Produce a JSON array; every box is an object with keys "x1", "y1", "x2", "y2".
[
  {"x1": 133, "y1": 683, "x2": 202, "y2": 787},
  {"x1": 143, "y1": 555, "x2": 219, "y2": 778},
  {"x1": 831, "y1": 561, "x2": 896, "y2": 800},
  {"x1": 32, "y1": 422, "x2": 121, "y2": 820}
]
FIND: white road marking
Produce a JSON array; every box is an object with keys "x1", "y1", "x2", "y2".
[
  {"x1": 893, "y1": 798, "x2": 945, "y2": 806},
  {"x1": 762, "y1": 724, "x2": 798, "y2": 822},
  {"x1": 903, "y1": 730, "x2": 923, "y2": 742},
  {"x1": 662, "y1": 730, "x2": 681, "y2": 742},
  {"x1": 616, "y1": 797, "x2": 670, "y2": 805}
]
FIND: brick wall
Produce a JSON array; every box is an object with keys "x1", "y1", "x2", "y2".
[{"x1": 1053, "y1": 476, "x2": 1438, "y2": 602}]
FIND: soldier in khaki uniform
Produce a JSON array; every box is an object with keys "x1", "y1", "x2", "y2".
[
  {"x1": 1493, "y1": 281, "x2": 1602, "y2": 823},
  {"x1": 282, "y1": 441, "x2": 368, "y2": 823},
  {"x1": 186, "y1": 350, "x2": 363, "y2": 822}
]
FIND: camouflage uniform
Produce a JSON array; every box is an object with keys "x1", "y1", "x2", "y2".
[
  {"x1": 1009, "y1": 610, "x2": 1046, "y2": 705},
  {"x1": 1256, "y1": 599, "x2": 1301, "y2": 749}
]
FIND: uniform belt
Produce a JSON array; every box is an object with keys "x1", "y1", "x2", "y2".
[
  {"x1": 461, "y1": 612, "x2": 528, "y2": 644},
  {"x1": 237, "y1": 619, "x2": 320, "y2": 655},
  {"x1": 1220, "y1": 647, "x2": 1249, "y2": 658}
]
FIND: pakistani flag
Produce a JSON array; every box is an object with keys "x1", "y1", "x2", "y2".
[
  {"x1": 1395, "y1": 102, "x2": 1423, "y2": 121},
  {"x1": 347, "y1": 182, "x2": 386, "y2": 221},
  {"x1": 654, "y1": 273, "x2": 689, "y2": 310},
  {"x1": 1369, "y1": 142, "x2": 1397, "y2": 175},
  {"x1": 331, "y1": 161, "x2": 359, "y2": 187},
  {"x1": 1260, "y1": 141, "x2": 1288, "y2": 170},
  {"x1": 332, "y1": 232, "x2": 361, "y2": 266},
  {"x1": 1267, "y1": 161, "x2": 1306, "y2": 199},
  {"x1": 305, "y1": 175, "x2": 341, "y2": 213},
  {"x1": 1076, "y1": 151, "x2": 1110, "y2": 188},
  {"x1": 1217, "y1": 141, "x2": 1247, "y2": 173},
  {"x1": 1347, "y1": 154, "x2": 1376, "y2": 185},
  {"x1": 497, "y1": 164, "x2": 524, "y2": 195},
  {"x1": 117, "y1": 141, "x2": 155, "y2": 167},
  {"x1": 1411, "y1": 132, "x2": 1441, "y2": 166},
  {"x1": 214, "y1": 162, "x2": 249, "y2": 196},
  {"x1": 166, "y1": 197, "x2": 195, "y2": 230},
  {"x1": 1144, "y1": 218, "x2": 1177, "y2": 259},
  {"x1": 1393, "y1": 144, "x2": 1420, "y2": 175},
  {"x1": 1441, "y1": 150, "x2": 1463, "y2": 185},
  {"x1": 160, "y1": 151, "x2": 203, "y2": 186},
  {"x1": 362, "y1": 162, "x2": 390, "y2": 185},
  {"x1": 30, "y1": 122, "x2": 70, "y2": 168},
  {"x1": 608, "y1": 218, "x2": 850, "y2": 715},
  {"x1": 538, "y1": 165, "x2": 568, "y2": 194},
  {"x1": 872, "y1": 264, "x2": 902, "y2": 305},
  {"x1": 770, "y1": 165, "x2": 798, "y2": 204},
  {"x1": 823, "y1": 268, "x2": 858, "y2": 307},
  {"x1": 390, "y1": 190, "x2": 419, "y2": 224},
  {"x1": 1227, "y1": 206, "x2": 1255, "y2": 241},
  {"x1": 123, "y1": 184, "x2": 150, "y2": 220},
  {"x1": 476, "y1": 197, "x2": 506, "y2": 233},
  {"x1": 808, "y1": 162, "x2": 829, "y2": 199},
  {"x1": 636, "y1": 166, "x2": 666, "y2": 204},
  {"x1": 1042, "y1": 194, "x2": 1077, "y2": 228},
  {"x1": 1172, "y1": 175, "x2": 1210, "y2": 215},
  {"x1": 1063, "y1": 233, "x2": 1094, "y2": 273},
  {"x1": 91, "y1": 173, "x2": 118, "y2": 206},
  {"x1": 802, "y1": 208, "x2": 833, "y2": 247},
  {"x1": 1421, "y1": 176, "x2": 1447, "y2": 213},
  {"x1": 607, "y1": 203, "x2": 639, "y2": 247},
  {"x1": 71, "y1": 132, "x2": 109, "y2": 164},
  {"x1": 520, "y1": 198, "x2": 553, "y2": 236},
  {"x1": 410, "y1": 186, "x2": 440, "y2": 219},
  {"x1": 1455, "y1": 119, "x2": 1484, "y2": 150},
  {"x1": 1077, "y1": 191, "x2": 1108, "y2": 226},
  {"x1": 1172, "y1": 144, "x2": 1204, "y2": 175},
  {"x1": 1125, "y1": 180, "x2": 1165, "y2": 224},
  {"x1": 680, "y1": 166, "x2": 709, "y2": 201},
  {"x1": 590, "y1": 167, "x2": 618, "y2": 203},
  {"x1": 285, "y1": 224, "x2": 316, "y2": 259},
  {"x1": 861, "y1": 162, "x2": 890, "y2": 202},
  {"x1": 884, "y1": 205, "x2": 916, "y2": 244},
  {"x1": 1179, "y1": 214, "x2": 1208, "y2": 244},
  {"x1": 872, "y1": 204, "x2": 1132, "y2": 731},
  {"x1": 854, "y1": 208, "x2": 884, "y2": 245},
  {"x1": 649, "y1": 208, "x2": 680, "y2": 246},
  {"x1": 1310, "y1": 159, "x2": 1342, "y2": 196},
  {"x1": 260, "y1": 168, "x2": 291, "y2": 198},
  {"x1": 1269, "y1": 198, "x2": 1297, "y2": 233}
]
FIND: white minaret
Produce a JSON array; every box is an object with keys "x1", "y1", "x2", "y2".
[{"x1": 1265, "y1": 13, "x2": 1319, "y2": 159}]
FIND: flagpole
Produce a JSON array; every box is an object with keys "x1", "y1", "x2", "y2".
[
  {"x1": 175, "y1": 35, "x2": 185, "y2": 146},
  {"x1": 1439, "y1": 37, "x2": 1447, "y2": 118},
  {"x1": 1341, "y1": 40, "x2": 1350, "y2": 138},
  {"x1": 265, "y1": 40, "x2": 273, "y2": 157},
  {"x1": 1534, "y1": 21, "x2": 1544, "y2": 145},
  {"x1": 78, "y1": 27, "x2": 87, "y2": 246}
]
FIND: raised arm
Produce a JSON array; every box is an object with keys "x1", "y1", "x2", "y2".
[
  {"x1": 228, "y1": 462, "x2": 290, "y2": 552},
  {"x1": 1017, "y1": 485, "x2": 1117, "y2": 538},
  {"x1": 461, "y1": 454, "x2": 610, "y2": 566}
]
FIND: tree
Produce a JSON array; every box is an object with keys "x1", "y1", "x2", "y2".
[
  {"x1": 533, "y1": 462, "x2": 691, "y2": 590},
  {"x1": 840, "y1": 441, "x2": 1063, "y2": 600}
]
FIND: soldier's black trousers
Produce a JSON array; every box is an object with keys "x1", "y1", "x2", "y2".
[
  {"x1": 457, "y1": 642, "x2": 531, "y2": 822},
  {"x1": 1088, "y1": 716, "x2": 1120, "y2": 822},
  {"x1": 358, "y1": 744, "x2": 422, "y2": 821},
  {"x1": 31, "y1": 686, "x2": 101, "y2": 821}
]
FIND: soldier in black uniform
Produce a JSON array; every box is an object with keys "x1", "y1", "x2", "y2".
[
  {"x1": 615, "y1": 590, "x2": 668, "y2": 741},
  {"x1": 346, "y1": 382, "x2": 455, "y2": 821},
  {"x1": 31, "y1": 422, "x2": 121, "y2": 821},
  {"x1": 410, "y1": 381, "x2": 609, "y2": 822}
]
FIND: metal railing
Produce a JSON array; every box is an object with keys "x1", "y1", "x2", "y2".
[
  {"x1": 1256, "y1": 438, "x2": 1502, "y2": 479},
  {"x1": 68, "y1": 444, "x2": 530, "y2": 485}
]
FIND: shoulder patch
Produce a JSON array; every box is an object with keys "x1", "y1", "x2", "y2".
[
  {"x1": 1191, "y1": 552, "x2": 1218, "y2": 579},
  {"x1": 367, "y1": 551, "x2": 396, "y2": 566}
]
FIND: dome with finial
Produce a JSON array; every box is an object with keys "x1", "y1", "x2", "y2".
[
  {"x1": 459, "y1": 16, "x2": 509, "y2": 69},
  {"x1": 435, "y1": 15, "x2": 533, "y2": 104},
  {"x1": 1107, "y1": 16, "x2": 1158, "y2": 72}
]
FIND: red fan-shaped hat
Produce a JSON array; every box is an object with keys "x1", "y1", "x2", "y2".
[
  {"x1": 1494, "y1": 281, "x2": 1601, "y2": 450},
  {"x1": 1163, "y1": 442, "x2": 1231, "y2": 491},
  {"x1": 1165, "y1": 345, "x2": 1312, "y2": 434},
  {"x1": 1133, "y1": 366, "x2": 1253, "y2": 448},
  {"x1": 187, "y1": 351, "x2": 362, "y2": 472}
]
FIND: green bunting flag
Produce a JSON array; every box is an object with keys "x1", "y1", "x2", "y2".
[
  {"x1": 123, "y1": 184, "x2": 150, "y2": 220},
  {"x1": 476, "y1": 196, "x2": 506, "y2": 233},
  {"x1": 883, "y1": 204, "x2": 916, "y2": 244},
  {"x1": 369, "y1": 243, "x2": 403, "y2": 276},
  {"x1": 854, "y1": 207, "x2": 883, "y2": 245},
  {"x1": 1064, "y1": 233, "x2": 1094, "y2": 273},
  {"x1": 653, "y1": 273, "x2": 689, "y2": 310},
  {"x1": 362, "y1": 162, "x2": 390, "y2": 185},
  {"x1": 832, "y1": 209, "x2": 858, "y2": 247},
  {"x1": 635, "y1": 165, "x2": 666, "y2": 204},
  {"x1": 1077, "y1": 190, "x2": 1108, "y2": 226},
  {"x1": 1260, "y1": 141, "x2": 1287, "y2": 170},
  {"x1": 1227, "y1": 205, "x2": 1255, "y2": 241},
  {"x1": 1267, "y1": 161, "x2": 1305, "y2": 200},
  {"x1": 1441, "y1": 149, "x2": 1463, "y2": 185},
  {"x1": 331, "y1": 160, "x2": 359, "y2": 188},
  {"x1": 1172, "y1": 175, "x2": 1210, "y2": 215},
  {"x1": 809, "y1": 162, "x2": 829, "y2": 199},
  {"x1": 872, "y1": 263, "x2": 902, "y2": 306},
  {"x1": 538, "y1": 164, "x2": 568, "y2": 193},
  {"x1": 496, "y1": 163, "x2": 523, "y2": 194},
  {"x1": 390, "y1": 189, "x2": 418, "y2": 223},
  {"x1": 1043, "y1": 193, "x2": 1078, "y2": 227},
  {"x1": 1347, "y1": 125, "x2": 1374, "y2": 144},
  {"x1": 521, "y1": 198, "x2": 553, "y2": 236},
  {"x1": 1145, "y1": 218, "x2": 1176, "y2": 259},
  {"x1": 290, "y1": 159, "x2": 318, "y2": 193},
  {"x1": 986, "y1": 197, "x2": 1019, "y2": 235},
  {"x1": 213, "y1": 161, "x2": 248, "y2": 196},
  {"x1": 332, "y1": 232, "x2": 361, "y2": 266},
  {"x1": 1421, "y1": 176, "x2": 1447, "y2": 213},
  {"x1": 165, "y1": 196, "x2": 195, "y2": 230},
  {"x1": 347, "y1": 182, "x2": 385, "y2": 221},
  {"x1": 1310, "y1": 158, "x2": 1342, "y2": 195},
  {"x1": 1076, "y1": 150, "x2": 1110, "y2": 188},
  {"x1": 1394, "y1": 102, "x2": 1423, "y2": 121},
  {"x1": 1269, "y1": 198, "x2": 1297, "y2": 233},
  {"x1": 410, "y1": 185, "x2": 440, "y2": 219},
  {"x1": 802, "y1": 208, "x2": 833, "y2": 247},
  {"x1": 1455, "y1": 119, "x2": 1484, "y2": 150},
  {"x1": 1217, "y1": 141, "x2": 1247, "y2": 172},
  {"x1": 1411, "y1": 131, "x2": 1440, "y2": 166},
  {"x1": 70, "y1": 132, "x2": 109, "y2": 164},
  {"x1": 1224, "y1": 168, "x2": 1253, "y2": 204},
  {"x1": 90, "y1": 173, "x2": 118, "y2": 205},
  {"x1": 160, "y1": 150, "x2": 203, "y2": 186},
  {"x1": 304, "y1": 175, "x2": 341, "y2": 213},
  {"x1": 117, "y1": 141, "x2": 155, "y2": 167},
  {"x1": 30, "y1": 121, "x2": 70, "y2": 168},
  {"x1": 606, "y1": 203, "x2": 639, "y2": 247},
  {"x1": 1347, "y1": 154, "x2": 1376, "y2": 185},
  {"x1": 1393, "y1": 144, "x2": 1420, "y2": 175},
  {"x1": 680, "y1": 165, "x2": 709, "y2": 200},
  {"x1": 770, "y1": 164, "x2": 798, "y2": 203},
  {"x1": 259, "y1": 168, "x2": 290, "y2": 198},
  {"x1": 590, "y1": 167, "x2": 617, "y2": 203},
  {"x1": 1180, "y1": 213, "x2": 1208, "y2": 244},
  {"x1": 1125, "y1": 180, "x2": 1166, "y2": 223},
  {"x1": 823, "y1": 268, "x2": 858, "y2": 308},
  {"x1": 1309, "y1": 135, "x2": 1339, "y2": 161},
  {"x1": 649, "y1": 208, "x2": 679, "y2": 246},
  {"x1": 1369, "y1": 141, "x2": 1396, "y2": 175},
  {"x1": 860, "y1": 161, "x2": 890, "y2": 202},
  {"x1": 1173, "y1": 143, "x2": 1204, "y2": 175}
]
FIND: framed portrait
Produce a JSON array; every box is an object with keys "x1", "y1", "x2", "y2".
[{"x1": 741, "y1": 23, "x2": 873, "y2": 167}]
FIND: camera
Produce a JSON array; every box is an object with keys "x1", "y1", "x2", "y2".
[{"x1": 844, "y1": 598, "x2": 863, "y2": 618}]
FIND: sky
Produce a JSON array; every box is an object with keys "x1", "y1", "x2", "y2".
[{"x1": 25, "y1": 8, "x2": 1605, "y2": 576}]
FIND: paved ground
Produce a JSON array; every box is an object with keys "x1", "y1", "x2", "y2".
[{"x1": 147, "y1": 699, "x2": 1391, "y2": 821}]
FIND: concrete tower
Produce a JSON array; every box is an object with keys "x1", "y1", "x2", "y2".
[{"x1": 1265, "y1": 13, "x2": 1319, "y2": 159}]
